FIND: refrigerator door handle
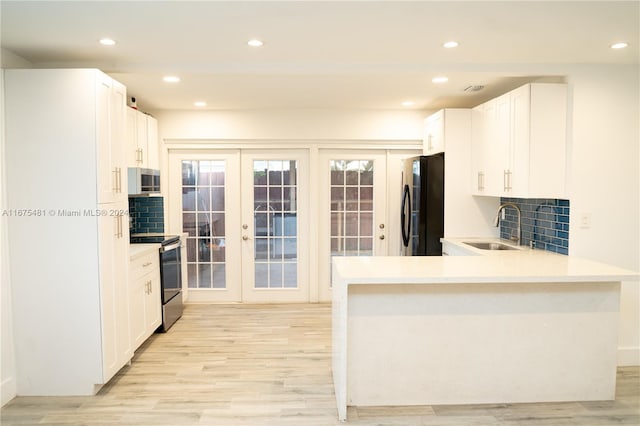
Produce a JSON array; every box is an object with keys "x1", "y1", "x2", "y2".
[{"x1": 401, "y1": 184, "x2": 411, "y2": 248}]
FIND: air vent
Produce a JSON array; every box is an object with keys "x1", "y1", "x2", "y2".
[{"x1": 463, "y1": 85, "x2": 485, "y2": 92}]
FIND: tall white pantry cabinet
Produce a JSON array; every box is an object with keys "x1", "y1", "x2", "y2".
[{"x1": 4, "y1": 69, "x2": 132, "y2": 395}]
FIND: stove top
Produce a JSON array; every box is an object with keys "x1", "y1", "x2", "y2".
[{"x1": 130, "y1": 233, "x2": 180, "y2": 245}]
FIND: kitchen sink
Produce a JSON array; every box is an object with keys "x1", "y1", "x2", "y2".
[{"x1": 462, "y1": 241, "x2": 519, "y2": 250}]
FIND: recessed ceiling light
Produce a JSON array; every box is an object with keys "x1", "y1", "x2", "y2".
[
  {"x1": 194, "y1": 101, "x2": 207, "y2": 107},
  {"x1": 443, "y1": 41, "x2": 459, "y2": 48},
  {"x1": 163, "y1": 76, "x2": 180, "y2": 83},
  {"x1": 432, "y1": 76, "x2": 449, "y2": 84},
  {"x1": 401, "y1": 101, "x2": 415, "y2": 107},
  {"x1": 610, "y1": 42, "x2": 628, "y2": 49},
  {"x1": 248, "y1": 39, "x2": 264, "y2": 47},
  {"x1": 99, "y1": 38, "x2": 116, "y2": 46}
]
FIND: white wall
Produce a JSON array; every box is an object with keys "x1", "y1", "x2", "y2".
[
  {"x1": 1, "y1": 47, "x2": 31, "y2": 406},
  {"x1": 566, "y1": 64, "x2": 640, "y2": 366},
  {"x1": 154, "y1": 108, "x2": 425, "y2": 142},
  {"x1": 1, "y1": 68, "x2": 17, "y2": 405}
]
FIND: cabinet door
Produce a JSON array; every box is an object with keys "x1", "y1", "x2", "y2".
[
  {"x1": 126, "y1": 107, "x2": 140, "y2": 167},
  {"x1": 423, "y1": 110, "x2": 444, "y2": 155},
  {"x1": 111, "y1": 81, "x2": 127, "y2": 202},
  {"x1": 98, "y1": 213, "x2": 118, "y2": 381},
  {"x1": 494, "y1": 93, "x2": 512, "y2": 196},
  {"x1": 470, "y1": 105, "x2": 486, "y2": 195},
  {"x1": 145, "y1": 273, "x2": 162, "y2": 332},
  {"x1": 96, "y1": 73, "x2": 114, "y2": 204},
  {"x1": 509, "y1": 85, "x2": 531, "y2": 196},
  {"x1": 146, "y1": 115, "x2": 159, "y2": 170},
  {"x1": 136, "y1": 112, "x2": 149, "y2": 167},
  {"x1": 129, "y1": 275, "x2": 147, "y2": 349},
  {"x1": 99, "y1": 203, "x2": 131, "y2": 382}
]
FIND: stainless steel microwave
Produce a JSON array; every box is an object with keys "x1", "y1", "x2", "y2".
[{"x1": 128, "y1": 167, "x2": 160, "y2": 195}]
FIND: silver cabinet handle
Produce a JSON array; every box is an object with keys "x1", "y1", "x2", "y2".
[
  {"x1": 503, "y1": 170, "x2": 508, "y2": 192},
  {"x1": 116, "y1": 167, "x2": 122, "y2": 193},
  {"x1": 477, "y1": 172, "x2": 485, "y2": 191},
  {"x1": 427, "y1": 134, "x2": 433, "y2": 151}
]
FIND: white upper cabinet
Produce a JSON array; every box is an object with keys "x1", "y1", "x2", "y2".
[
  {"x1": 470, "y1": 83, "x2": 568, "y2": 198},
  {"x1": 96, "y1": 74, "x2": 127, "y2": 204},
  {"x1": 423, "y1": 110, "x2": 444, "y2": 155},
  {"x1": 126, "y1": 107, "x2": 160, "y2": 170}
]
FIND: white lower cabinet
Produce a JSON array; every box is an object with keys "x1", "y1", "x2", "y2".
[{"x1": 129, "y1": 247, "x2": 162, "y2": 350}]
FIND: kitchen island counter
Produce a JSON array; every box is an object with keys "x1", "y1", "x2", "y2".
[{"x1": 331, "y1": 254, "x2": 638, "y2": 421}]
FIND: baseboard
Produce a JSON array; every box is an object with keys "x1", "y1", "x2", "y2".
[
  {"x1": 1, "y1": 376, "x2": 16, "y2": 406},
  {"x1": 618, "y1": 346, "x2": 640, "y2": 366}
]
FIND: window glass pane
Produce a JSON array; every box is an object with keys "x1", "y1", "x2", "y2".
[
  {"x1": 254, "y1": 263, "x2": 268, "y2": 288},
  {"x1": 182, "y1": 188, "x2": 196, "y2": 211},
  {"x1": 360, "y1": 161, "x2": 374, "y2": 185},
  {"x1": 198, "y1": 264, "x2": 212, "y2": 289},
  {"x1": 182, "y1": 161, "x2": 197, "y2": 186},
  {"x1": 254, "y1": 161, "x2": 267, "y2": 185},
  {"x1": 211, "y1": 187, "x2": 225, "y2": 211},
  {"x1": 345, "y1": 187, "x2": 359, "y2": 211},
  {"x1": 359, "y1": 212, "x2": 373, "y2": 237},
  {"x1": 269, "y1": 263, "x2": 283, "y2": 288},
  {"x1": 283, "y1": 263, "x2": 297, "y2": 288},
  {"x1": 212, "y1": 264, "x2": 226, "y2": 289},
  {"x1": 360, "y1": 187, "x2": 373, "y2": 211}
]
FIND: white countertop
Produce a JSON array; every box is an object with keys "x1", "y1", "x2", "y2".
[
  {"x1": 129, "y1": 243, "x2": 160, "y2": 260},
  {"x1": 332, "y1": 249, "x2": 638, "y2": 285}
]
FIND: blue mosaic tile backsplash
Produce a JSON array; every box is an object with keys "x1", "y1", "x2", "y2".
[
  {"x1": 128, "y1": 196, "x2": 165, "y2": 234},
  {"x1": 499, "y1": 197, "x2": 569, "y2": 255}
]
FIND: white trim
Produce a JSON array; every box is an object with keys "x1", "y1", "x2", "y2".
[
  {"x1": 617, "y1": 347, "x2": 640, "y2": 367},
  {"x1": 164, "y1": 139, "x2": 422, "y2": 151},
  {"x1": 1, "y1": 376, "x2": 16, "y2": 406}
]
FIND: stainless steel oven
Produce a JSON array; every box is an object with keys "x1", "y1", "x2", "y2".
[
  {"x1": 130, "y1": 233, "x2": 183, "y2": 332},
  {"x1": 159, "y1": 236, "x2": 183, "y2": 331}
]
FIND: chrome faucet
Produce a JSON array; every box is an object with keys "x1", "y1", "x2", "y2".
[{"x1": 494, "y1": 202, "x2": 521, "y2": 245}]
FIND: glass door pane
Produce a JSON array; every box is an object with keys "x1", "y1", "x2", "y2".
[
  {"x1": 253, "y1": 160, "x2": 298, "y2": 289},
  {"x1": 330, "y1": 160, "x2": 374, "y2": 257},
  {"x1": 181, "y1": 160, "x2": 227, "y2": 289}
]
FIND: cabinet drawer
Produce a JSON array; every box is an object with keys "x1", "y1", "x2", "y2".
[{"x1": 129, "y1": 250, "x2": 159, "y2": 281}]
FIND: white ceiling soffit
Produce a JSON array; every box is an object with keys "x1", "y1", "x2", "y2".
[{"x1": 1, "y1": 1, "x2": 638, "y2": 111}]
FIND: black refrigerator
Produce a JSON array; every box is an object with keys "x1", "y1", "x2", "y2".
[{"x1": 400, "y1": 153, "x2": 444, "y2": 256}]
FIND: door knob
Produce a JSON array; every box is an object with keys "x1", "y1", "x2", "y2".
[
  {"x1": 379, "y1": 224, "x2": 385, "y2": 229},
  {"x1": 242, "y1": 235, "x2": 249, "y2": 241},
  {"x1": 242, "y1": 224, "x2": 248, "y2": 230},
  {"x1": 379, "y1": 235, "x2": 385, "y2": 240}
]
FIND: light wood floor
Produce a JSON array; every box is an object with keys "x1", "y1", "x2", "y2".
[{"x1": 2, "y1": 303, "x2": 639, "y2": 425}]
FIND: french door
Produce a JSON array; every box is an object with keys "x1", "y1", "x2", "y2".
[
  {"x1": 168, "y1": 149, "x2": 309, "y2": 303},
  {"x1": 318, "y1": 150, "x2": 389, "y2": 301}
]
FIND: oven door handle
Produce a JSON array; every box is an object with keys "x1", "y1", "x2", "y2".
[{"x1": 161, "y1": 241, "x2": 181, "y2": 252}]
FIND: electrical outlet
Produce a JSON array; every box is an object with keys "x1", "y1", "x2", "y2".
[{"x1": 580, "y1": 213, "x2": 592, "y2": 229}]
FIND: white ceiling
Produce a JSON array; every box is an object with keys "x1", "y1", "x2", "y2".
[{"x1": 1, "y1": 1, "x2": 638, "y2": 112}]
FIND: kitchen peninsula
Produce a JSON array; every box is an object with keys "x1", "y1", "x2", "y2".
[{"x1": 331, "y1": 246, "x2": 638, "y2": 422}]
